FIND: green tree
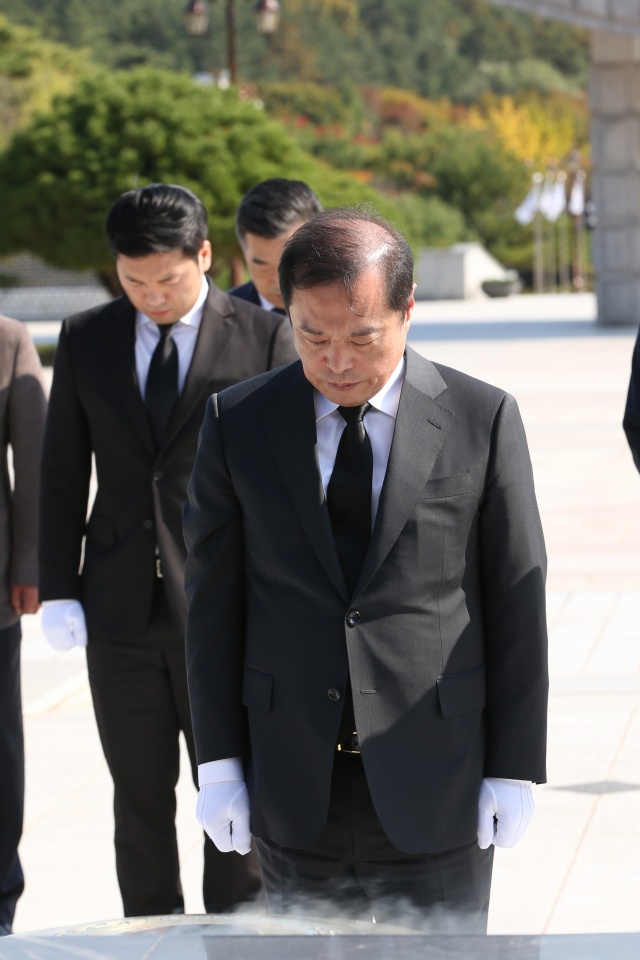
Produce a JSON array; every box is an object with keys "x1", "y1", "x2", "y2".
[
  {"x1": 0, "y1": 13, "x2": 87, "y2": 145},
  {"x1": 0, "y1": 66, "x2": 412, "y2": 290}
]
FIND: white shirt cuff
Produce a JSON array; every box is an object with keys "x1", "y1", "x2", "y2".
[
  {"x1": 198, "y1": 758, "x2": 244, "y2": 786},
  {"x1": 491, "y1": 778, "x2": 532, "y2": 784},
  {"x1": 42, "y1": 599, "x2": 76, "y2": 607}
]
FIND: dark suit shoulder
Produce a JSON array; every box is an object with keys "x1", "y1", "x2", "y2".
[
  {"x1": 217, "y1": 360, "x2": 301, "y2": 411},
  {"x1": 222, "y1": 289, "x2": 283, "y2": 336},
  {"x1": 433, "y1": 361, "x2": 509, "y2": 417},
  {"x1": 62, "y1": 295, "x2": 130, "y2": 337},
  {"x1": 227, "y1": 280, "x2": 260, "y2": 306}
]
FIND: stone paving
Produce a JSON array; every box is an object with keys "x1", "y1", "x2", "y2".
[{"x1": 12, "y1": 293, "x2": 640, "y2": 934}]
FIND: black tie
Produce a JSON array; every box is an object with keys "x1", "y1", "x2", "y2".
[
  {"x1": 327, "y1": 402, "x2": 373, "y2": 595},
  {"x1": 144, "y1": 323, "x2": 179, "y2": 448},
  {"x1": 327, "y1": 402, "x2": 373, "y2": 750}
]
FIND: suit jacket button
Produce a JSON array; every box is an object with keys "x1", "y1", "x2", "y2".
[
  {"x1": 328, "y1": 688, "x2": 342, "y2": 701},
  {"x1": 153, "y1": 471, "x2": 164, "y2": 482},
  {"x1": 143, "y1": 519, "x2": 154, "y2": 530},
  {"x1": 346, "y1": 611, "x2": 361, "y2": 627}
]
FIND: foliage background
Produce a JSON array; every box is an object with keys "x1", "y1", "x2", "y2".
[{"x1": 0, "y1": 3, "x2": 591, "y2": 283}]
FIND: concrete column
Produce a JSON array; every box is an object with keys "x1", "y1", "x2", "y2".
[{"x1": 590, "y1": 30, "x2": 640, "y2": 324}]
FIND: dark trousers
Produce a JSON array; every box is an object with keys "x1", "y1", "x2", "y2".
[
  {"x1": 256, "y1": 751, "x2": 493, "y2": 934},
  {"x1": 0, "y1": 622, "x2": 24, "y2": 931},
  {"x1": 86, "y1": 578, "x2": 261, "y2": 917}
]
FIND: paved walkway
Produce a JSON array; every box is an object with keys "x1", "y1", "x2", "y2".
[{"x1": 12, "y1": 294, "x2": 640, "y2": 934}]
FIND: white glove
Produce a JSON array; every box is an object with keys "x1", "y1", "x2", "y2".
[
  {"x1": 196, "y1": 780, "x2": 252, "y2": 855},
  {"x1": 477, "y1": 778, "x2": 535, "y2": 849},
  {"x1": 42, "y1": 600, "x2": 88, "y2": 651}
]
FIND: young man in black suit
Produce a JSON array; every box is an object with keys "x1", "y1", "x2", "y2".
[
  {"x1": 39, "y1": 184, "x2": 297, "y2": 918},
  {"x1": 228, "y1": 178, "x2": 322, "y2": 313},
  {"x1": 184, "y1": 208, "x2": 548, "y2": 933}
]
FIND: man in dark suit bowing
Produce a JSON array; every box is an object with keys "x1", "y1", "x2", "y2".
[
  {"x1": 228, "y1": 178, "x2": 322, "y2": 314},
  {"x1": 184, "y1": 207, "x2": 548, "y2": 932},
  {"x1": 39, "y1": 184, "x2": 297, "y2": 918}
]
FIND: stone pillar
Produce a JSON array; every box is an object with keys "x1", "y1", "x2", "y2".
[{"x1": 590, "y1": 31, "x2": 640, "y2": 324}]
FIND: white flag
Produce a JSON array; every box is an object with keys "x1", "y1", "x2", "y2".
[
  {"x1": 514, "y1": 182, "x2": 542, "y2": 225},
  {"x1": 539, "y1": 179, "x2": 566, "y2": 223},
  {"x1": 568, "y1": 177, "x2": 585, "y2": 216}
]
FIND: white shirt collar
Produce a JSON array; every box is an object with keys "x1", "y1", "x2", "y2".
[
  {"x1": 258, "y1": 290, "x2": 277, "y2": 312},
  {"x1": 136, "y1": 276, "x2": 209, "y2": 329},
  {"x1": 314, "y1": 355, "x2": 406, "y2": 422}
]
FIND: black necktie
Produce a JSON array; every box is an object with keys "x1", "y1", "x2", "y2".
[
  {"x1": 327, "y1": 403, "x2": 373, "y2": 750},
  {"x1": 327, "y1": 402, "x2": 373, "y2": 595},
  {"x1": 144, "y1": 323, "x2": 179, "y2": 448}
]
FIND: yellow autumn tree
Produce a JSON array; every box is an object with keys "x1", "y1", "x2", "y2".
[{"x1": 484, "y1": 93, "x2": 589, "y2": 166}]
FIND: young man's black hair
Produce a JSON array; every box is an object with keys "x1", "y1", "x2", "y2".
[
  {"x1": 106, "y1": 183, "x2": 208, "y2": 259},
  {"x1": 229, "y1": 178, "x2": 323, "y2": 312},
  {"x1": 235, "y1": 178, "x2": 322, "y2": 246}
]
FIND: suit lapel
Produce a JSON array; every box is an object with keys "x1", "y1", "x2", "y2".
[
  {"x1": 102, "y1": 298, "x2": 155, "y2": 456},
  {"x1": 353, "y1": 347, "x2": 453, "y2": 599},
  {"x1": 161, "y1": 282, "x2": 233, "y2": 455},
  {"x1": 259, "y1": 364, "x2": 349, "y2": 603}
]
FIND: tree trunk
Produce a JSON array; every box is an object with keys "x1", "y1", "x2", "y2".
[{"x1": 229, "y1": 257, "x2": 244, "y2": 288}]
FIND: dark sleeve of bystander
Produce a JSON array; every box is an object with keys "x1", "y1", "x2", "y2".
[
  {"x1": 8, "y1": 325, "x2": 47, "y2": 589},
  {"x1": 623, "y1": 328, "x2": 640, "y2": 473}
]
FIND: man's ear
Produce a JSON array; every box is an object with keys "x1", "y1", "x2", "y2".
[{"x1": 199, "y1": 240, "x2": 213, "y2": 273}]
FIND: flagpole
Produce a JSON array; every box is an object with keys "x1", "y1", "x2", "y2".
[
  {"x1": 544, "y1": 171, "x2": 557, "y2": 292},
  {"x1": 529, "y1": 171, "x2": 544, "y2": 294},
  {"x1": 534, "y1": 209, "x2": 544, "y2": 294},
  {"x1": 557, "y1": 172, "x2": 570, "y2": 291},
  {"x1": 571, "y1": 170, "x2": 587, "y2": 290}
]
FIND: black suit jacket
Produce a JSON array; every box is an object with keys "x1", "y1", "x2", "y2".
[
  {"x1": 39, "y1": 281, "x2": 297, "y2": 641},
  {"x1": 623, "y1": 329, "x2": 640, "y2": 472},
  {"x1": 227, "y1": 280, "x2": 261, "y2": 307},
  {"x1": 184, "y1": 347, "x2": 548, "y2": 854}
]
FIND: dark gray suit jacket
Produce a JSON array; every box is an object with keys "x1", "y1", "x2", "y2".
[
  {"x1": 40, "y1": 280, "x2": 297, "y2": 641},
  {"x1": 184, "y1": 346, "x2": 548, "y2": 854}
]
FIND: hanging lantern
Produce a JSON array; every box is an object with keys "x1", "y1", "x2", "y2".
[
  {"x1": 184, "y1": 0, "x2": 210, "y2": 36},
  {"x1": 255, "y1": 0, "x2": 281, "y2": 34}
]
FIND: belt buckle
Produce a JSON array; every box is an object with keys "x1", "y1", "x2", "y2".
[{"x1": 337, "y1": 731, "x2": 360, "y2": 754}]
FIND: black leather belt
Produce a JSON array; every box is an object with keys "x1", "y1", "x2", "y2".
[{"x1": 336, "y1": 731, "x2": 360, "y2": 754}]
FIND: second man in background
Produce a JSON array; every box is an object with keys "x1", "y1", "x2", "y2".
[{"x1": 229, "y1": 178, "x2": 322, "y2": 313}]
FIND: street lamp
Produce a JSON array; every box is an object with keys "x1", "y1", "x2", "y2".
[
  {"x1": 254, "y1": 0, "x2": 280, "y2": 34},
  {"x1": 184, "y1": 0, "x2": 281, "y2": 84},
  {"x1": 184, "y1": 0, "x2": 210, "y2": 36}
]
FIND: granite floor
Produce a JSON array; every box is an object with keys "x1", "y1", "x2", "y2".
[{"x1": 12, "y1": 294, "x2": 640, "y2": 935}]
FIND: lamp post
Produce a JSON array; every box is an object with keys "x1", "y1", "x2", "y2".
[{"x1": 184, "y1": 0, "x2": 280, "y2": 85}]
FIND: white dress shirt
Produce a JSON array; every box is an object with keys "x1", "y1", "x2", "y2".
[
  {"x1": 135, "y1": 276, "x2": 208, "y2": 398},
  {"x1": 198, "y1": 356, "x2": 406, "y2": 787},
  {"x1": 314, "y1": 356, "x2": 405, "y2": 527}
]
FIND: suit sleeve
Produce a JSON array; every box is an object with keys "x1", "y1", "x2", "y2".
[
  {"x1": 268, "y1": 316, "x2": 298, "y2": 369},
  {"x1": 623, "y1": 328, "x2": 640, "y2": 472},
  {"x1": 39, "y1": 321, "x2": 92, "y2": 601},
  {"x1": 8, "y1": 326, "x2": 47, "y2": 586},
  {"x1": 183, "y1": 395, "x2": 248, "y2": 765},
  {"x1": 479, "y1": 393, "x2": 548, "y2": 783}
]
